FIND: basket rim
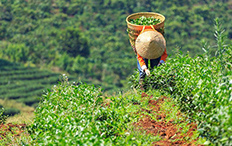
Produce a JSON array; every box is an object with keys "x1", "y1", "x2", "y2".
[{"x1": 126, "y1": 12, "x2": 165, "y2": 27}]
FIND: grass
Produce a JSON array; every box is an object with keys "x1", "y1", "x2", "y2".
[{"x1": 0, "y1": 99, "x2": 34, "y2": 124}]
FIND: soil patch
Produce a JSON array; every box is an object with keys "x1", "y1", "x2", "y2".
[
  {"x1": 134, "y1": 93, "x2": 202, "y2": 146},
  {"x1": 0, "y1": 123, "x2": 26, "y2": 140}
]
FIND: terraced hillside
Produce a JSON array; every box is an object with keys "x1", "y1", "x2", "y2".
[{"x1": 0, "y1": 59, "x2": 68, "y2": 106}]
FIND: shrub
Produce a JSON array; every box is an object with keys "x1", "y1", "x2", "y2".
[
  {"x1": 30, "y1": 75, "x2": 139, "y2": 145},
  {"x1": 0, "y1": 108, "x2": 7, "y2": 124},
  {"x1": 3, "y1": 107, "x2": 21, "y2": 116},
  {"x1": 59, "y1": 27, "x2": 89, "y2": 57}
]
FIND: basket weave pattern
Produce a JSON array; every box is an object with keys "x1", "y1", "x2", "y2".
[{"x1": 126, "y1": 12, "x2": 165, "y2": 50}]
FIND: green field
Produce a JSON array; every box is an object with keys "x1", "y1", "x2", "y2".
[{"x1": 0, "y1": 59, "x2": 66, "y2": 106}]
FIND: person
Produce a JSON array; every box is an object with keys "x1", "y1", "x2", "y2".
[
  {"x1": 137, "y1": 48, "x2": 167, "y2": 78},
  {"x1": 134, "y1": 28, "x2": 167, "y2": 87}
]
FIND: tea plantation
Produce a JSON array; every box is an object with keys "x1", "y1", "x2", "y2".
[
  {"x1": 0, "y1": 0, "x2": 231, "y2": 145},
  {"x1": 0, "y1": 59, "x2": 65, "y2": 107},
  {"x1": 29, "y1": 38, "x2": 231, "y2": 145},
  {"x1": 0, "y1": 41, "x2": 231, "y2": 145}
]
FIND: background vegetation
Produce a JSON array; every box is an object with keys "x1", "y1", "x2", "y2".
[
  {"x1": 0, "y1": 0, "x2": 231, "y2": 94},
  {"x1": 0, "y1": 59, "x2": 64, "y2": 107}
]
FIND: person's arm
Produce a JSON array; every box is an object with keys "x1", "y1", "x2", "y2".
[
  {"x1": 158, "y1": 48, "x2": 168, "y2": 66},
  {"x1": 137, "y1": 53, "x2": 147, "y2": 71},
  {"x1": 160, "y1": 48, "x2": 168, "y2": 62},
  {"x1": 137, "y1": 53, "x2": 150, "y2": 76}
]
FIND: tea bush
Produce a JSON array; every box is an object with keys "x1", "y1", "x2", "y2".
[
  {"x1": 0, "y1": 108, "x2": 7, "y2": 124},
  {"x1": 130, "y1": 52, "x2": 232, "y2": 145},
  {"x1": 2, "y1": 107, "x2": 21, "y2": 116},
  {"x1": 30, "y1": 75, "x2": 160, "y2": 145},
  {"x1": 0, "y1": 104, "x2": 21, "y2": 117}
]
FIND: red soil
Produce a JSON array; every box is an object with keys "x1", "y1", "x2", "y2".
[
  {"x1": 134, "y1": 93, "x2": 202, "y2": 146},
  {"x1": 0, "y1": 123, "x2": 26, "y2": 140}
]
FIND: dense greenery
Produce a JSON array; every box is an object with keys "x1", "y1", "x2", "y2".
[
  {"x1": 0, "y1": 0, "x2": 231, "y2": 91},
  {"x1": 0, "y1": 104, "x2": 21, "y2": 117},
  {"x1": 29, "y1": 75, "x2": 205, "y2": 145},
  {"x1": 29, "y1": 75, "x2": 158, "y2": 145},
  {"x1": 2, "y1": 107, "x2": 20, "y2": 117},
  {"x1": 0, "y1": 1, "x2": 231, "y2": 144},
  {"x1": 129, "y1": 19, "x2": 232, "y2": 145},
  {"x1": 129, "y1": 16, "x2": 161, "y2": 25},
  {"x1": 0, "y1": 108, "x2": 7, "y2": 124}
]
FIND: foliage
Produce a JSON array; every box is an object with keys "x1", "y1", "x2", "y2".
[
  {"x1": 2, "y1": 107, "x2": 20, "y2": 117},
  {"x1": 59, "y1": 26, "x2": 89, "y2": 57},
  {"x1": 0, "y1": 123, "x2": 32, "y2": 145},
  {"x1": 129, "y1": 16, "x2": 161, "y2": 25},
  {"x1": 0, "y1": 0, "x2": 231, "y2": 92},
  {"x1": 0, "y1": 108, "x2": 7, "y2": 124},
  {"x1": 0, "y1": 59, "x2": 74, "y2": 106},
  {"x1": 129, "y1": 20, "x2": 232, "y2": 145},
  {"x1": 28, "y1": 75, "x2": 207, "y2": 145},
  {"x1": 29, "y1": 75, "x2": 164, "y2": 145}
]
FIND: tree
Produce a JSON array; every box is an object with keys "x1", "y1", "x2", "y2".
[{"x1": 59, "y1": 26, "x2": 89, "y2": 57}]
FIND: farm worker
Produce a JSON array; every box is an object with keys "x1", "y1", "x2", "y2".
[{"x1": 135, "y1": 29, "x2": 167, "y2": 86}]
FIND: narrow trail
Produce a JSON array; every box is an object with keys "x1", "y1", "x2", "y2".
[{"x1": 134, "y1": 93, "x2": 202, "y2": 146}]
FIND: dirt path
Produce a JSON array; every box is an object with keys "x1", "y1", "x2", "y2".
[{"x1": 134, "y1": 93, "x2": 202, "y2": 146}]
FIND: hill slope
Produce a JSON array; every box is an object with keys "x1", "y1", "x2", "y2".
[
  {"x1": 0, "y1": 59, "x2": 64, "y2": 106},
  {"x1": 0, "y1": 37, "x2": 231, "y2": 144},
  {"x1": 0, "y1": 0, "x2": 232, "y2": 92}
]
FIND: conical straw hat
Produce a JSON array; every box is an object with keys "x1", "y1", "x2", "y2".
[{"x1": 135, "y1": 30, "x2": 166, "y2": 59}]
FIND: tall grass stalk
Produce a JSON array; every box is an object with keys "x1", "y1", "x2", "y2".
[{"x1": 214, "y1": 18, "x2": 227, "y2": 73}]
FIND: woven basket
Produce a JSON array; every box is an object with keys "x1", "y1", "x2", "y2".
[{"x1": 126, "y1": 12, "x2": 165, "y2": 50}]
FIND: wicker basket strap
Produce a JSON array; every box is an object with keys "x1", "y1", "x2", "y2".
[
  {"x1": 140, "y1": 25, "x2": 156, "y2": 35},
  {"x1": 140, "y1": 25, "x2": 146, "y2": 35},
  {"x1": 150, "y1": 25, "x2": 156, "y2": 31}
]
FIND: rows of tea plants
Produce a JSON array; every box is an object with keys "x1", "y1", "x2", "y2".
[
  {"x1": 129, "y1": 21, "x2": 232, "y2": 145},
  {"x1": 0, "y1": 59, "x2": 65, "y2": 107},
  {"x1": 0, "y1": 104, "x2": 20, "y2": 117}
]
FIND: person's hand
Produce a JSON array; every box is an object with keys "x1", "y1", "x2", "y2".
[{"x1": 144, "y1": 69, "x2": 150, "y2": 76}]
